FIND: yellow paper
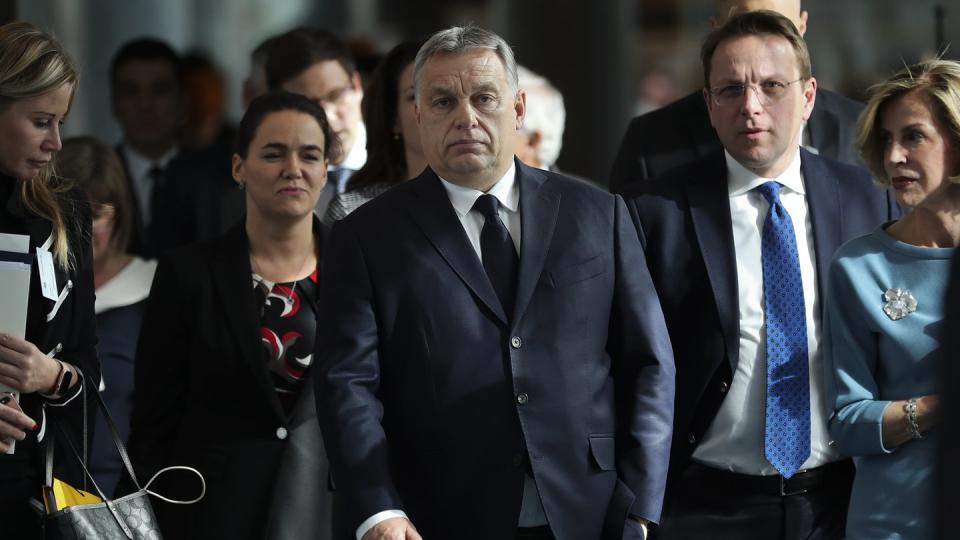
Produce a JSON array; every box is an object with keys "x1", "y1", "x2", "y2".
[{"x1": 43, "y1": 478, "x2": 103, "y2": 513}]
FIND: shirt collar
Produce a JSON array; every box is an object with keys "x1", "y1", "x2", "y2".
[
  {"x1": 439, "y1": 161, "x2": 519, "y2": 218},
  {"x1": 335, "y1": 122, "x2": 368, "y2": 172},
  {"x1": 122, "y1": 142, "x2": 178, "y2": 180},
  {"x1": 725, "y1": 148, "x2": 804, "y2": 197}
]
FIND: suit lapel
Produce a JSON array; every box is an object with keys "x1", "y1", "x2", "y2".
[
  {"x1": 513, "y1": 162, "x2": 559, "y2": 325},
  {"x1": 209, "y1": 221, "x2": 286, "y2": 420},
  {"x1": 806, "y1": 92, "x2": 840, "y2": 160},
  {"x1": 685, "y1": 153, "x2": 740, "y2": 371},
  {"x1": 406, "y1": 170, "x2": 509, "y2": 325},
  {"x1": 799, "y1": 149, "x2": 842, "y2": 302}
]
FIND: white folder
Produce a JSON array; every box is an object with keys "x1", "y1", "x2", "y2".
[{"x1": 0, "y1": 232, "x2": 31, "y2": 454}]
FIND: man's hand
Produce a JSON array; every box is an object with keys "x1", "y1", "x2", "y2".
[
  {"x1": 0, "y1": 333, "x2": 60, "y2": 394},
  {"x1": 362, "y1": 517, "x2": 422, "y2": 540}
]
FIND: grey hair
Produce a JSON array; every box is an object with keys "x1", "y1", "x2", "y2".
[
  {"x1": 414, "y1": 25, "x2": 519, "y2": 101},
  {"x1": 518, "y1": 66, "x2": 565, "y2": 169}
]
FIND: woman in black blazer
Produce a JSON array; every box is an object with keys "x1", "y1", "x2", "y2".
[
  {"x1": 0, "y1": 22, "x2": 99, "y2": 537},
  {"x1": 126, "y1": 92, "x2": 335, "y2": 538}
]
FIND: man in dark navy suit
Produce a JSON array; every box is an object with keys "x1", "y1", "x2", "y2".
[
  {"x1": 316, "y1": 25, "x2": 674, "y2": 540},
  {"x1": 624, "y1": 11, "x2": 898, "y2": 539},
  {"x1": 110, "y1": 38, "x2": 184, "y2": 256},
  {"x1": 610, "y1": 0, "x2": 864, "y2": 193}
]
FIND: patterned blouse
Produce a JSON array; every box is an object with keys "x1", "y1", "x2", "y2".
[{"x1": 252, "y1": 269, "x2": 319, "y2": 413}]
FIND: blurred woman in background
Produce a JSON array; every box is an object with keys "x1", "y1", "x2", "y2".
[
  {"x1": 56, "y1": 136, "x2": 156, "y2": 494},
  {"x1": 323, "y1": 39, "x2": 426, "y2": 225}
]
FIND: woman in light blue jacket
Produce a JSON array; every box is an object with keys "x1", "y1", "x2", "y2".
[{"x1": 824, "y1": 58, "x2": 960, "y2": 540}]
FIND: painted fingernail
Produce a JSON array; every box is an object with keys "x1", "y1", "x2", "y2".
[
  {"x1": 0, "y1": 396, "x2": 10, "y2": 405},
  {"x1": 32, "y1": 423, "x2": 39, "y2": 431}
]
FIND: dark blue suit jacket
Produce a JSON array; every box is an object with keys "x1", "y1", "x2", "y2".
[
  {"x1": 315, "y1": 160, "x2": 675, "y2": 540},
  {"x1": 623, "y1": 149, "x2": 899, "y2": 493}
]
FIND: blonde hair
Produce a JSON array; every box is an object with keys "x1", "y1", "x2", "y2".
[
  {"x1": 0, "y1": 21, "x2": 79, "y2": 268},
  {"x1": 857, "y1": 58, "x2": 960, "y2": 186}
]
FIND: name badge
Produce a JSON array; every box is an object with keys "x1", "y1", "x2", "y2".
[{"x1": 36, "y1": 248, "x2": 58, "y2": 301}]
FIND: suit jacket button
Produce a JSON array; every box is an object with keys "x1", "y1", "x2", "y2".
[
  {"x1": 516, "y1": 393, "x2": 529, "y2": 405},
  {"x1": 276, "y1": 427, "x2": 288, "y2": 440},
  {"x1": 719, "y1": 381, "x2": 729, "y2": 393},
  {"x1": 510, "y1": 336, "x2": 523, "y2": 349},
  {"x1": 687, "y1": 433, "x2": 696, "y2": 445}
]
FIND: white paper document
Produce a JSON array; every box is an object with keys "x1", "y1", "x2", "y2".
[{"x1": 0, "y1": 232, "x2": 31, "y2": 454}]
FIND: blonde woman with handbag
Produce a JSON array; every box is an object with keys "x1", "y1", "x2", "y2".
[{"x1": 0, "y1": 21, "x2": 99, "y2": 537}]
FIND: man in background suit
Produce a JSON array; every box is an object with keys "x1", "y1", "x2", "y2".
[
  {"x1": 266, "y1": 27, "x2": 367, "y2": 218},
  {"x1": 609, "y1": 0, "x2": 863, "y2": 193},
  {"x1": 316, "y1": 25, "x2": 674, "y2": 540},
  {"x1": 625, "y1": 11, "x2": 898, "y2": 539},
  {"x1": 150, "y1": 36, "x2": 277, "y2": 254},
  {"x1": 110, "y1": 38, "x2": 184, "y2": 256}
]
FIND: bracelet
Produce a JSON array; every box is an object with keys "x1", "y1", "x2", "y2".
[
  {"x1": 46, "y1": 360, "x2": 65, "y2": 396},
  {"x1": 904, "y1": 398, "x2": 923, "y2": 440}
]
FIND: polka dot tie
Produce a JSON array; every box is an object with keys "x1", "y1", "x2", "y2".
[{"x1": 756, "y1": 181, "x2": 810, "y2": 479}]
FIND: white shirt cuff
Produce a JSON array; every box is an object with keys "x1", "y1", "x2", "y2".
[{"x1": 356, "y1": 509, "x2": 408, "y2": 540}]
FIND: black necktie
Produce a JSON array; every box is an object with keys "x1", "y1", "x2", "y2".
[
  {"x1": 146, "y1": 164, "x2": 165, "y2": 226},
  {"x1": 473, "y1": 194, "x2": 518, "y2": 317}
]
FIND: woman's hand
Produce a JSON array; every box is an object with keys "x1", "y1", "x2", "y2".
[
  {"x1": 0, "y1": 394, "x2": 37, "y2": 452},
  {"x1": 0, "y1": 333, "x2": 60, "y2": 394},
  {"x1": 881, "y1": 393, "x2": 940, "y2": 448}
]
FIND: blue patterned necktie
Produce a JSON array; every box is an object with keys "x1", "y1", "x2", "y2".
[
  {"x1": 473, "y1": 194, "x2": 518, "y2": 318},
  {"x1": 756, "y1": 181, "x2": 810, "y2": 479}
]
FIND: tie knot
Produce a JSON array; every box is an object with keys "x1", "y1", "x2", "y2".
[
  {"x1": 473, "y1": 194, "x2": 501, "y2": 219},
  {"x1": 755, "y1": 181, "x2": 782, "y2": 205}
]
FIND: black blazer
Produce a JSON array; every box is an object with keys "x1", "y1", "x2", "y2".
[
  {"x1": 0, "y1": 175, "x2": 100, "y2": 504},
  {"x1": 126, "y1": 218, "x2": 331, "y2": 539},
  {"x1": 623, "y1": 149, "x2": 898, "y2": 490},
  {"x1": 315, "y1": 161, "x2": 675, "y2": 540},
  {"x1": 609, "y1": 88, "x2": 865, "y2": 193}
]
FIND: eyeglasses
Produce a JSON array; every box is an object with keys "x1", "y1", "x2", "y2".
[
  {"x1": 707, "y1": 79, "x2": 804, "y2": 107},
  {"x1": 316, "y1": 85, "x2": 357, "y2": 109}
]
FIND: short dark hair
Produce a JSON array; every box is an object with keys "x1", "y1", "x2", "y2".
[
  {"x1": 56, "y1": 136, "x2": 134, "y2": 254},
  {"x1": 265, "y1": 27, "x2": 356, "y2": 91},
  {"x1": 110, "y1": 37, "x2": 182, "y2": 89},
  {"x1": 234, "y1": 91, "x2": 332, "y2": 159},
  {"x1": 700, "y1": 10, "x2": 812, "y2": 87},
  {"x1": 347, "y1": 39, "x2": 425, "y2": 192}
]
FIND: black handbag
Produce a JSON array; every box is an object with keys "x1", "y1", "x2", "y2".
[{"x1": 41, "y1": 375, "x2": 205, "y2": 540}]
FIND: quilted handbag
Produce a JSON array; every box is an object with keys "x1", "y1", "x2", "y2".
[{"x1": 41, "y1": 375, "x2": 205, "y2": 540}]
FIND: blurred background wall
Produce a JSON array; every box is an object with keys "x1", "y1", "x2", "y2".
[{"x1": 8, "y1": 0, "x2": 958, "y2": 184}]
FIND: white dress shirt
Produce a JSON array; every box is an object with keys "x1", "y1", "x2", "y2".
[
  {"x1": 121, "y1": 143, "x2": 177, "y2": 228},
  {"x1": 690, "y1": 149, "x2": 840, "y2": 475},
  {"x1": 356, "y1": 163, "x2": 548, "y2": 540}
]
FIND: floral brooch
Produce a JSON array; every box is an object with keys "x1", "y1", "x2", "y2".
[{"x1": 883, "y1": 288, "x2": 917, "y2": 321}]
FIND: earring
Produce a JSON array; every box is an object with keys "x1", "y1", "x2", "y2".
[
  {"x1": 237, "y1": 180, "x2": 245, "y2": 190},
  {"x1": 393, "y1": 132, "x2": 401, "y2": 141}
]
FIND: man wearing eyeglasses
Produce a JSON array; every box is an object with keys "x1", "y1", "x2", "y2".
[
  {"x1": 623, "y1": 10, "x2": 899, "y2": 539},
  {"x1": 266, "y1": 27, "x2": 367, "y2": 217},
  {"x1": 609, "y1": 0, "x2": 864, "y2": 194}
]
